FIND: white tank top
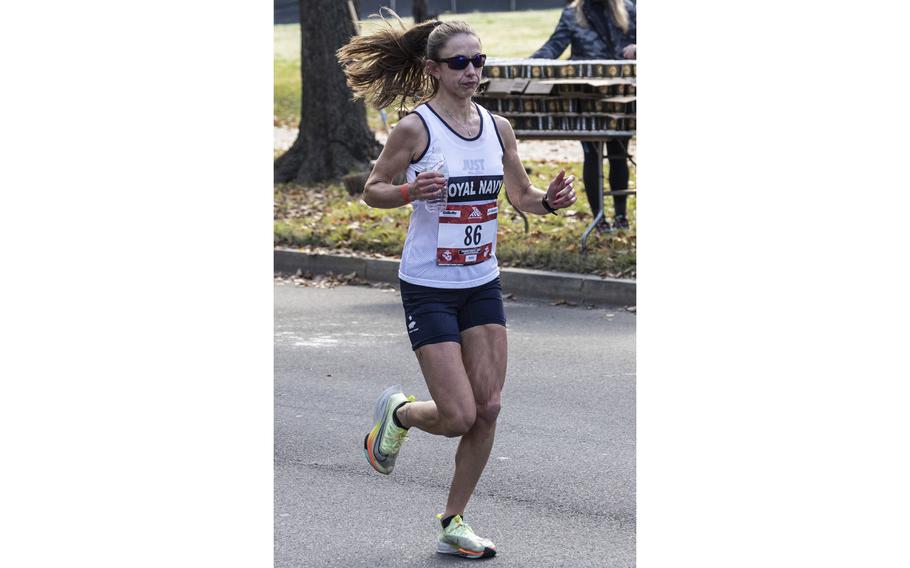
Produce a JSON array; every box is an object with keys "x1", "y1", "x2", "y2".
[{"x1": 398, "y1": 102, "x2": 505, "y2": 289}]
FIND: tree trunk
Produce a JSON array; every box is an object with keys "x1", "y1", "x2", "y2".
[
  {"x1": 413, "y1": 0, "x2": 428, "y2": 23},
  {"x1": 274, "y1": 0, "x2": 382, "y2": 185}
]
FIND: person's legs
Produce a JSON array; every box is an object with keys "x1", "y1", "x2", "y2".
[
  {"x1": 606, "y1": 139, "x2": 629, "y2": 222},
  {"x1": 409, "y1": 324, "x2": 504, "y2": 560},
  {"x1": 443, "y1": 323, "x2": 507, "y2": 517},
  {"x1": 382, "y1": 279, "x2": 504, "y2": 558},
  {"x1": 398, "y1": 282, "x2": 506, "y2": 504},
  {"x1": 581, "y1": 141, "x2": 604, "y2": 218}
]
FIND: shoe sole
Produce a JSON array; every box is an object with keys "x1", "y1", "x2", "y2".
[
  {"x1": 362, "y1": 385, "x2": 402, "y2": 475},
  {"x1": 436, "y1": 541, "x2": 496, "y2": 559}
]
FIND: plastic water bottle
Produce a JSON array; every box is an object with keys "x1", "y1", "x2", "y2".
[{"x1": 423, "y1": 145, "x2": 448, "y2": 214}]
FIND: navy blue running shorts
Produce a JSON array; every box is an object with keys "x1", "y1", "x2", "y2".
[{"x1": 399, "y1": 277, "x2": 507, "y2": 350}]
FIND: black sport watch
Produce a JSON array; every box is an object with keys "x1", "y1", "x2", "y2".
[{"x1": 541, "y1": 196, "x2": 558, "y2": 215}]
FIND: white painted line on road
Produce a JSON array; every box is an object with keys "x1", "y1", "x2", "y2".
[{"x1": 293, "y1": 336, "x2": 339, "y2": 347}]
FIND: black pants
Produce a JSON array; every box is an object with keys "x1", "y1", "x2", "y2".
[{"x1": 581, "y1": 140, "x2": 628, "y2": 218}]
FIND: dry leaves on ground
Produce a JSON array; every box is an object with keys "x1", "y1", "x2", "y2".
[
  {"x1": 274, "y1": 184, "x2": 337, "y2": 221},
  {"x1": 274, "y1": 270, "x2": 394, "y2": 290}
]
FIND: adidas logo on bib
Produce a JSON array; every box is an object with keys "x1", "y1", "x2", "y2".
[{"x1": 469, "y1": 207, "x2": 483, "y2": 219}]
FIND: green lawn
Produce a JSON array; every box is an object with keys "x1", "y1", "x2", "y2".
[{"x1": 274, "y1": 9, "x2": 566, "y2": 125}]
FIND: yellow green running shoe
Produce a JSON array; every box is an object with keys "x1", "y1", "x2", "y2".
[
  {"x1": 363, "y1": 385, "x2": 414, "y2": 475},
  {"x1": 435, "y1": 514, "x2": 497, "y2": 559}
]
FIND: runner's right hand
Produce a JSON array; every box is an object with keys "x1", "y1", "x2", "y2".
[{"x1": 410, "y1": 171, "x2": 446, "y2": 201}]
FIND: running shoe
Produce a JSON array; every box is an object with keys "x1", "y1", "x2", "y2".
[
  {"x1": 363, "y1": 384, "x2": 414, "y2": 475},
  {"x1": 436, "y1": 514, "x2": 497, "y2": 559},
  {"x1": 613, "y1": 215, "x2": 630, "y2": 230}
]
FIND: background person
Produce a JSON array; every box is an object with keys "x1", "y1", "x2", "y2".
[{"x1": 532, "y1": 0, "x2": 637, "y2": 231}]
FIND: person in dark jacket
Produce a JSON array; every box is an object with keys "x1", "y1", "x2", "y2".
[{"x1": 532, "y1": 0, "x2": 636, "y2": 230}]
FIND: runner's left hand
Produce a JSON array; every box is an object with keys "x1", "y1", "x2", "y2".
[{"x1": 546, "y1": 169, "x2": 576, "y2": 210}]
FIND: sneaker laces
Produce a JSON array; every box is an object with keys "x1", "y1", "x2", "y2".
[
  {"x1": 448, "y1": 516, "x2": 475, "y2": 538},
  {"x1": 384, "y1": 425, "x2": 408, "y2": 454},
  {"x1": 381, "y1": 396, "x2": 414, "y2": 454}
]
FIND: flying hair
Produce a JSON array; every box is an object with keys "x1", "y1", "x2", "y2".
[{"x1": 336, "y1": 8, "x2": 479, "y2": 110}]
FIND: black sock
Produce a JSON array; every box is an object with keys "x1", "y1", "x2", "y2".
[
  {"x1": 441, "y1": 514, "x2": 462, "y2": 529},
  {"x1": 392, "y1": 401, "x2": 410, "y2": 429}
]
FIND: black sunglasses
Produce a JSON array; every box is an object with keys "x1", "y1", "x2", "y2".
[{"x1": 435, "y1": 53, "x2": 486, "y2": 70}]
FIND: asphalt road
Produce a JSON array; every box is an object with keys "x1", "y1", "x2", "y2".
[{"x1": 275, "y1": 281, "x2": 636, "y2": 567}]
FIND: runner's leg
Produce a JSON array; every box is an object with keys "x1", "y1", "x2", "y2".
[
  {"x1": 443, "y1": 323, "x2": 507, "y2": 517},
  {"x1": 398, "y1": 341, "x2": 477, "y2": 438}
]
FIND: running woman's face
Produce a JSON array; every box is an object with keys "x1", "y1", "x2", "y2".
[{"x1": 428, "y1": 33, "x2": 483, "y2": 98}]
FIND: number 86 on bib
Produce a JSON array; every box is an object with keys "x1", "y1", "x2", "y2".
[{"x1": 436, "y1": 203, "x2": 498, "y2": 266}]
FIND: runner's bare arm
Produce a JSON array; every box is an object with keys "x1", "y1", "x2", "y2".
[
  {"x1": 494, "y1": 115, "x2": 576, "y2": 214},
  {"x1": 363, "y1": 114, "x2": 446, "y2": 209}
]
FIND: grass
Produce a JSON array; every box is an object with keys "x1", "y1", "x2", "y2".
[
  {"x1": 274, "y1": 57, "x2": 301, "y2": 126},
  {"x1": 274, "y1": 159, "x2": 636, "y2": 279},
  {"x1": 274, "y1": 9, "x2": 567, "y2": 126}
]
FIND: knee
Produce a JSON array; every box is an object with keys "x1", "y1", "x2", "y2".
[
  {"x1": 475, "y1": 398, "x2": 502, "y2": 426},
  {"x1": 440, "y1": 408, "x2": 476, "y2": 438}
]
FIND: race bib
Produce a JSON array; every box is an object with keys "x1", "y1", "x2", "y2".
[{"x1": 436, "y1": 202, "x2": 498, "y2": 266}]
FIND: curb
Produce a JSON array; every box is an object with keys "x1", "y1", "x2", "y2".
[{"x1": 275, "y1": 249, "x2": 635, "y2": 306}]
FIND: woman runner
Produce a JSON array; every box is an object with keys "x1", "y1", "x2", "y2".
[{"x1": 337, "y1": 13, "x2": 576, "y2": 559}]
